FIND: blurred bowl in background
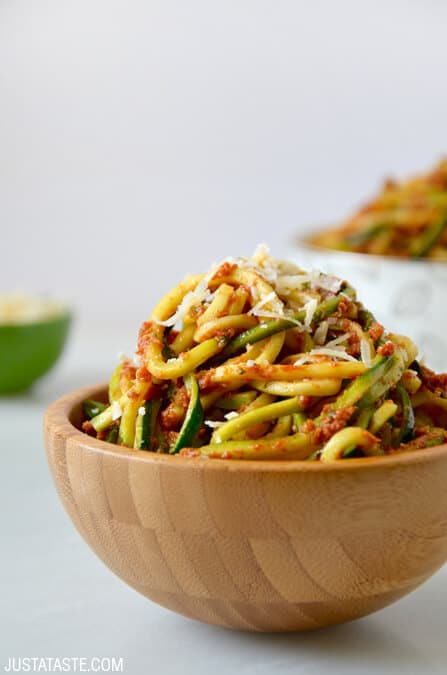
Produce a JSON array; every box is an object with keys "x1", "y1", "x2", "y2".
[
  {"x1": 0, "y1": 294, "x2": 71, "y2": 393},
  {"x1": 292, "y1": 235, "x2": 447, "y2": 372}
]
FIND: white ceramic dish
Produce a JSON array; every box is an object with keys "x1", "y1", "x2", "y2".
[{"x1": 292, "y1": 237, "x2": 447, "y2": 371}]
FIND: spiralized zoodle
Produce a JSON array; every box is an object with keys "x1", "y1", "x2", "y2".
[
  {"x1": 82, "y1": 246, "x2": 447, "y2": 460},
  {"x1": 308, "y1": 159, "x2": 447, "y2": 259}
]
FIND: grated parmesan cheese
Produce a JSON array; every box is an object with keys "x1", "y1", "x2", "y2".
[
  {"x1": 293, "y1": 355, "x2": 310, "y2": 366},
  {"x1": 155, "y1": 271, "x2": 216, "y2": 327},
  {"x1": 224, "y1": 411, "x2": 239, "y2": 420},
  {"x1": 112, "y1": 401, "x2": 122, "y2": 421},
  {"x1": 118, "y1": 351, "x2": 142, "y2": 368},
  {"x1": 303, "y1": 298, "x2": 318, "y2": 328},
  {"x1": 151, "y1": 248, "x2": 345, "y2": 347},
  {"x1": 294, "y1": 331, "x2": 357, "y2": 363},
  {"x1": 294, "y1": 348, "x2": 357, "y2": 364},
  {"x1": 132, "y1": 353, "x2": 143, "y2": 367},
  {"x1": 275, "y1": 274, "x2": 310, "y2": 295},
  {"x1": 314, "y1": 320, "x2": 329, "y2": 345},
  {"x1": 237, "y1": 245, "x2": 280, "y2": 286},
  {"x1": 248, "y1": 291, "x2": 279, "y2": 315},
  {"x1": 275, "y1": 269, "x2": 343, "y2": 295},
  {"x1": 0, "y1": 293, "x2": 67, "y2": 325},
  {"x1": 204, "y1": 420, "x2": 225, "y2": 429},
  {"x1": 360, "y1": 338, "x2": 373, "y2": 367},
  {"x1": 325, "y1": 333, "x2": 350, "y2": 348},
  {"x1": 304, "y1": 348, "x2": 357, "y2": 362},
  {"x1": 252, "y1": 243, "x2": 270, "y2": 263},
  {"x1": 310, "y1": 270, "x2": 343, "y2": 293}
]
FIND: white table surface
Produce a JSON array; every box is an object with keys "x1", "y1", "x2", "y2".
[{"x1": 2, "y1": 320, "x2": 447, "y2": 675}]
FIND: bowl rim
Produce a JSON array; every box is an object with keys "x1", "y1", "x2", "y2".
[
  {"x1": 44, "y1": 382, "x2": 447, "y2": 474},
  {"x1": 293, "y1": 233, "x2": 447, "y2": 268},
  {"x1": 0, "y1": 309, "x2": 72, "y2": 330}
]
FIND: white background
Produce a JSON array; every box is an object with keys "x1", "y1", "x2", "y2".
[
  {"x1": 2, "y1": 0, "x2": 447, "y2": 328},
  {"x1": 2, "y1": 2, "x2": 447, "y2": 673}
]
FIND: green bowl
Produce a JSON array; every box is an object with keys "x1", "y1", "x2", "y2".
[{"x1": 0, "y1": 312, "x2": 71, "y2": 393}]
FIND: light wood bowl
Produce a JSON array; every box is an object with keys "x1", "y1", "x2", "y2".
[{"x1": 44, "y1": 383, "x2": 447, "y2": 632}]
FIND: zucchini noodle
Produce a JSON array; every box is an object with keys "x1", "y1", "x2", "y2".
[
  {"x1": 82, "y1": 245, "x2": 447, "y2": 460},
  {"x1": 308, "y1": 159, "x2": 447, "y2": 259}
]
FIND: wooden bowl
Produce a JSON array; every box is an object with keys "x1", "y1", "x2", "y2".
[{"x1": 44, "y1": 383, "x2": 447, "y2": 632}]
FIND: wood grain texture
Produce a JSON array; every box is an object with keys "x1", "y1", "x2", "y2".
[{"x1": 44, "y1": 384, "x2": 447, "y2": 632}]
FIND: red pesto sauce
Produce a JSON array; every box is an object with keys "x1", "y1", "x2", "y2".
[{"x1": 377, "y1": 341, "x2": 395, "y2": 357}]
